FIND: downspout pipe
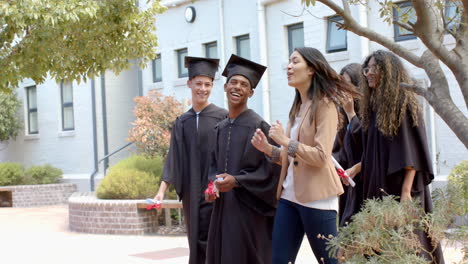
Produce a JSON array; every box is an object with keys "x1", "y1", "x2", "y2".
[
  {"x1": 218, "y1": 0, "x2": 228, "y2": 109},
  {"x1": 101, "y1": 73, "x2": 109, "y2": 174},
  {"x1": 258, "y1": 0, "x2": 271, "y2": 123},
  {"x1": 90, "y1": 79, "x2": 99, "y2": 191}
]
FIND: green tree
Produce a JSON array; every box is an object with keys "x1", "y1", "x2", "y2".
[
  {"x1": 0, "y1": 91, "x2": 21, "y2": 141},
  {"x1": 0, "y1": 0, "x2": 166, "y2": 93},
  {"x1": 303, "y1": 0, "x2": 468, "y2": 148}
]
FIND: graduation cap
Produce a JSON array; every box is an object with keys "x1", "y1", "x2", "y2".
[
  {"x1": 184, "y1": 56, "x2": 220, "y2": 79},
  {"x1": 221, "y1": 54, "x2": 267, "y2": 89}
]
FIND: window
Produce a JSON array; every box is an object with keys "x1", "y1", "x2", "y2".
[
  {"x1": 177, "y1": 48, "x2": 188, "y2": 78},
  {"x1": 326, "y1": 16, "x2": 347, "y2": 53},
  {"x1": 444, "y1": 1, "x2": 461, "y2": 30},
  {"x1": 26, "y1": 86, "x2": 38, "y2": 134},
  {"x1": 288, "y1": 23, "x2": 304, "y2": 55},
  {"x1": 61, "y1": 82, "x2": 74, "y2": 131},
  {"x1": 236, "y1": 35, "x2": 250, "y2": 59},
  {"x1": 152, "y1": 54, "x2": 162, "y2": 82},
  {"x1": 205, "y1": 42, "x2": 218, "y2": 59},
  {"x1": 393, "y1": 1, "x2": 417, "y2": 41}
]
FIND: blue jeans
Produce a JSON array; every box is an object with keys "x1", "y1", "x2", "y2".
[{"x1": 272, "y1": 199, "x2": 338, "y2": 264}]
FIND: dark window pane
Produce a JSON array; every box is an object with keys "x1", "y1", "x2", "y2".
[
  {"x1": 152, "y1": 54, "x2": 162, "y2": 82},
  {"x1": 205, "y1": 42, "x2": 218, "y2": 59},
  {"x1": 177, "y1": 48, "x2": 188, "y2": 78},
  {"x1": 288, "y1": 23, "x2": 304, "y2": 55},
  {"x1": 393, "y1": 1, "x2": 417, "y2": 41},
  {"x1": 236, "y1": 35, "x2": 250, "y2": 59},
  {"x1": 326, "y1": 16, "x2": 347, "y2": 53}
]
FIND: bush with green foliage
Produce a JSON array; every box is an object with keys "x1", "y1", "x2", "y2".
[
  {"x1": 96, "y1": 168, "x2": 158, "y2": 199},
  {"x1": 0, "y1": 162, "x2": 24, "y2": 186},
  {"x1": 0, "y1": 91, "x2": 22, "y2": 142},
  {"x1": 24, "y1": 164, "x2": 63, "y2": 184},
  {"x1": 326, "y1": 160, "x2": 468, "y2": 263},
  {"x1": 111, "y1": 155, "x2": 163, "y2": 179},
  {"x1": 96, "y1": 155, "x2": 177, "y2": 199}
]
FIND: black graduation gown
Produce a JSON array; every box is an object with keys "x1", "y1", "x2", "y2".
[
  {"x1": 162, "y1": 103, "x2": 228, "y2": 264},
  {"x1": 206, "y1": 109, "x2": 281, "y2": 264},
  {"x1": 360, "y1": 110, "x2": 444, "y2": 264},
  {"x1": 332, "y1": 116, "x2": 364, "y2": 227}
]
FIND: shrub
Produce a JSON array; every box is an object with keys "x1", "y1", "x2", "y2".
[
  {"x1": 24, "y1": 164, "x2": 63, "y2": 184},
  {"x1": 0, "y1": 162, "x2": 24, "y2": 186},
  {"x1": 327, "y1": 160, "x2": 468, "y2": 263},
  {"x1": 111, "y1": 155, "x2": 163, "y2": 179},
  {"x1": 96, "y1": 168, "x2": 158, "y2": 199},
  {"x1": 128, "y1": 90, "x2": 184, "y2": 159},
  {"x1": 96, "y1": 155, "x2": 177, "y2": 199}
]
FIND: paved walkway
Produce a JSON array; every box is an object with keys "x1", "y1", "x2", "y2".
[{"x1": 0, "y1": 205, "x2": 463, "y2": 264}]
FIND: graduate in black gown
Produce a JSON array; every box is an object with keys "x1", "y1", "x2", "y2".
[
  {"x1": 345, "y1": 50, "x2": 444, "y2": 263},
  {"x1": 153, "y1": 56, "x2": 228, "y2": 264},
  {"x1": 205, "y1": 55, "x2": 281, "y2": 264},
  {"x1": 331, "y1": 63, "x2": 364, "y2": 227}
]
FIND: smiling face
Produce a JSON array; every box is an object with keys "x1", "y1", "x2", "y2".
[
  {"x1": 224, "y1": 75, "x2": 254, "y2": 107},
  {"x1": 287, "y1": 51, "x2": 314, "y2": 88},
  {"x1": 364, "y1": 56, "x2": 381, "y2": 89},
  {"x1": 188, "y1": 75, "x2": 214, "y2": 107}
]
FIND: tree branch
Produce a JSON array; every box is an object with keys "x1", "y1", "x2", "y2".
[
  {"x1": 410, "y1": 0, "x2": 459, "y2": 71},
  {"x1": 400, "y1": 82, "x2": 433, "y2": 100},
  {"x1": 393, "y1": 21, "x2": 414, "y2": 33},
  {"x1": 315, "y1": 0, "x2": 423, "y2": 67},
  {"x1": 341, "y1": 0, "x2": 350, "y2": 15}
]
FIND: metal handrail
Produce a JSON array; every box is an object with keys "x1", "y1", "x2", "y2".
[{"x1": 89, "y1": 142, "x2": 134, "y2": 191}]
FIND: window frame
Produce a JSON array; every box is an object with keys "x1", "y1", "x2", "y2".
[
  {"x1": 204, "y1": 41, "x2": 218, "y2": 59},
  {"x1": 152, "y1": 54, "x2": 162, "y2": 83},
  {"x1": 444, "y1": 1, "x2": 461, "y2": 31},
  {"x1": 60, "y1": 81, "x2": 74, "y2": 131},
  {"x1": 326, "y1": 15, "x2": 347, "y2": 53},
  {"x1": 287, "y1": 23, "x2": 304, "y2": 56},
  {"x1": 393, "y1": 1, "x2": 417, "y2": 42},
  {"x1": 235, "y1": 34, "x2": 250, "y2": 59},
  {"x1": 26, "y1": 85, "x2": 38, "y2": 134},
  {"x1": 177, "y1": 48, "x2": 188, "y2": 78}
]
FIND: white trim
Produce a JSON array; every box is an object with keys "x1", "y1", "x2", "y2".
[
  {"x1": 161, "y1": 0, "x2": 191, "y2": 8},
  {"x1": 58, "y1": 131, "x2": 76, "y2": 137},
  {"x1": 326, "y1": 50, "x2": 350, "y2": 62},
  {"x1": 173, "y1": 77, "x2": 188, "y2": 87},
  {"x1": 24, "y1": 134, "x2": 40, "y2": 141}
]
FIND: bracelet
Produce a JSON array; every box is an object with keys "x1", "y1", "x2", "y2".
[
  {"x1": 287, "y1": 140, "x2": 299, "y2": 158},
  {"x1": 270, "y1": 146, "x2": 281, "y2": 163}
]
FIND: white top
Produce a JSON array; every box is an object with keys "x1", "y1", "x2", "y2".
[
  {"x1": 196, "y1": 111, "x2": 201, "y2": 129},
  {"x1": 280, "y1": 105, "x2": 339, "y2": 212}
]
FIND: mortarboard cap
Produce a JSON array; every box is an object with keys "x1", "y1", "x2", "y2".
[
  {"x1": 184, "y1": 56, "x2": 220, "y2": 79},
  {"x1": 221, "y1": 54, "x2": 267, "y2": 89}
]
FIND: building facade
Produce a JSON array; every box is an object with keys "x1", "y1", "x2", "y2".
[{"x1": 1, "y1": 0, "x2": 465, "y2": 190}]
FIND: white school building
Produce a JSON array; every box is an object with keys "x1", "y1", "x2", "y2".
[{"x1": 1, "y1": 0, "x2": 466, "y2": 191}]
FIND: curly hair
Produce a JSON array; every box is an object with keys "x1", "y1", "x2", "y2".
[
  {"x1": 289, "y1": 47, "x2": 360, "y2": 125},
  {"x1": 359, "y1": 50, "x2": 421, "y2": 137}
]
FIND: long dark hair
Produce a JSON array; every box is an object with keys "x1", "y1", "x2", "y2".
[
  {"x1": 359, "y1": 50, "x2": 420, "y2": 137},
  {"x1": 288, "y1": 47, "x2": 360, "y2": 126},
  {"x1": 336, "y1": 63, "x2": 362, "y2": 147}
]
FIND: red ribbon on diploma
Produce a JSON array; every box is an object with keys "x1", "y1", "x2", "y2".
[
  {"x1": 146, "y1": 203, "x2": 161, "y2": 210},
  {"x1": 337, "y1": 168, "x2": 347, "y2": 179},
  {"x1": 204, "y1": 181, "x2": 216, "y2": 196}
]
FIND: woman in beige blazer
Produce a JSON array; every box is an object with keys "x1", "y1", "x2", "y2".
[{"x1": 252, "y1": 47, "x2": 358, "y2": 264}]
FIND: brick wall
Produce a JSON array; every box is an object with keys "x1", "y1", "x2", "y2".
[
  {"x1": 68, "y1": 192, "x2": 158, "y2": 235},
  {"x1": 0, "y1": 183, "x2": 77, "y2": 207}
]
